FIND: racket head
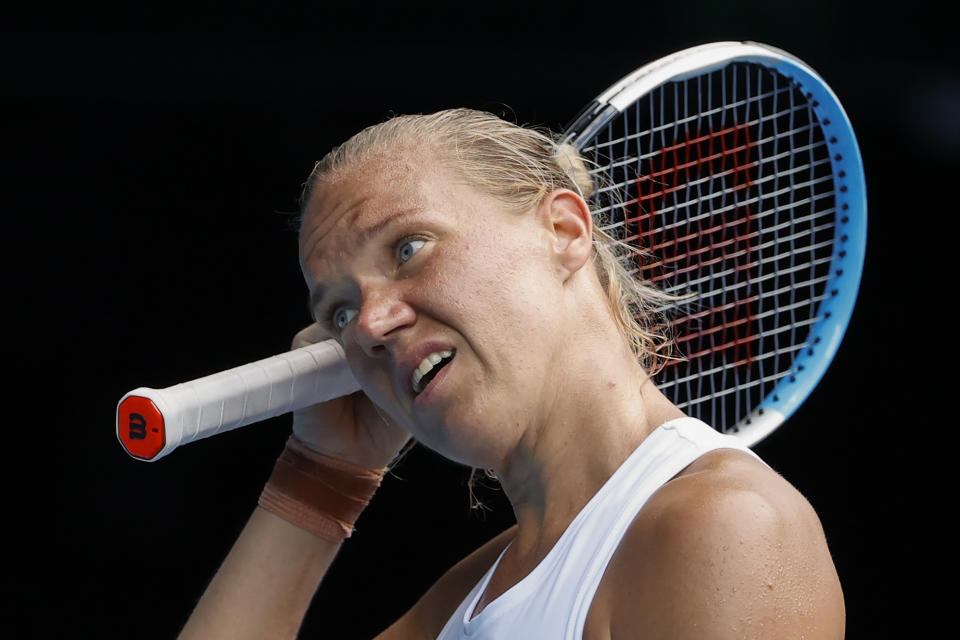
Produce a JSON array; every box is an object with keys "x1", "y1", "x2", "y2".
[{"x1": 564, "y1": 42, "x2": 866, "y2": 446}]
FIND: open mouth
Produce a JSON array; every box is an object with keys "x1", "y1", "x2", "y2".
[{"x1": 411, "y1": 349, "x2": 455, "y2": 395}]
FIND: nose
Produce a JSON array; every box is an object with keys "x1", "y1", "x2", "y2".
[{"x1": 352, "y1": 285, "x2": 416, "y2": 357}]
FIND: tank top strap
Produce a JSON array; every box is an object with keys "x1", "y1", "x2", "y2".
[
  {"x1": 564, "y1": 417, "x2": 764, "y2": 639},
  {"x1": 436, "y1": 417, "x2": 764, "y2": 640}
]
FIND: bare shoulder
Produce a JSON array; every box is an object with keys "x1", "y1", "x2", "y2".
[
  {"x1": 595, "y1": 449, "x2": 845, "y2": 640},
  {"x1": 374, "y1": 524, "x2": 518, "y2": 640}
]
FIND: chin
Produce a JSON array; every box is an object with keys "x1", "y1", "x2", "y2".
[{"x1": 407, "y1": 416, "x2": 507, "y2": 471}]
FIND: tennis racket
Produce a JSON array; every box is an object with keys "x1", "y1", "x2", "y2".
[{"x1": 117, "y1": 41, "x2": 866, "y2": 461}]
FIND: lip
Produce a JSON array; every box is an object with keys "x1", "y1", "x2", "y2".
[
  {"x1": 397, "y1": 340, "x2": 457, "y2": 400},
  {"x1": 411, "y1": 352, "x2": 454, "y2": 407}
]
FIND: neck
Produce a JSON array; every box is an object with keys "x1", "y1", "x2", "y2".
[{"x1": 493, "y1": 330, "x2": 684, "y2": 565}]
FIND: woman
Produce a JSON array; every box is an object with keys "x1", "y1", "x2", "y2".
[{"x1": 180, "y1": 109, "x2": 845, "y2": 639}]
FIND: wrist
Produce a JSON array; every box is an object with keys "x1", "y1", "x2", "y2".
[{"x1": 258, "y1": 435, "x2": 387, "y2": 543}]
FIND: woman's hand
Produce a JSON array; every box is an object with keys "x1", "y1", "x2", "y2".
[{"x1": 289, "y1": 323, "x2": 411, "y2": 469}]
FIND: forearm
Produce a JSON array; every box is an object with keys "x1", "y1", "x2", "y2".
[{"x1": 179, "y1": 506, "x2": 340, "y2": 640}]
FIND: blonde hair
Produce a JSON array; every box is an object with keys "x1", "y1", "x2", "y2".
[{"x1": 302, "y1": 108, "x2": 676, "y2": 374}]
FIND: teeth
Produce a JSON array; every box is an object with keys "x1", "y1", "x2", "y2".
[{"x1": 411, "y1": 350, "x2": 453, "y2": 393}]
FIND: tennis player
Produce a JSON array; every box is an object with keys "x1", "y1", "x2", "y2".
[{"x1": 179, "y1": 109, "x2": 845, "y2": 639}]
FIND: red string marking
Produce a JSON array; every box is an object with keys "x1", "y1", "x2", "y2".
[{"x1": 630, "y1": 124, "x2": 760, "y2": 369}]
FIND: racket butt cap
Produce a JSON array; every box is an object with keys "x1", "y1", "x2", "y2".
[{"x1": 117, "y1": 393, "x2": 166, "y2": 461}]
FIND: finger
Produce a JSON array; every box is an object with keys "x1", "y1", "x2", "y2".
[{"x1": 291, "y1": 322, "x2": 330, "y2": 349}]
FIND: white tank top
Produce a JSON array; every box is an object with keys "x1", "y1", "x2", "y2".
[{"x1": 435, "y1": 417, "x2": 765, "y2": 640}]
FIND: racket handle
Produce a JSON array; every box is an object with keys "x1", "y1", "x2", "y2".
[{"x1": 116, "y1": 340, "x2": 359, "y2": 461}]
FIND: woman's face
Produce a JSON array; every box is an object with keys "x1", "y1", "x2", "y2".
[{"x1": 299, "y1": 145, "x2": 570, "y2": 468}]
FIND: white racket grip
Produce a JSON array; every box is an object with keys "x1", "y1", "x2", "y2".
[{"x1": 116, "y1": 339, "x2": 359, "y2": 461}]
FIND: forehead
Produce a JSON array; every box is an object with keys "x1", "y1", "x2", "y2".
[{"x1": 298, "y1": 145, "x2": 458, "y2": 261}]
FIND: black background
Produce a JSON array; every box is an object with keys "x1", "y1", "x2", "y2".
[{"x1": 4, "y1": 1, "x2": 956, "y2": 637}]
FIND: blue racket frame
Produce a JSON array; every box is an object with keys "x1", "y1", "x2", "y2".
[
  {"x1": 565, "y1": 42, "x2": 867, "y2": 446},
  {"x1": 758, "y1": 53, "x2": 867, "y2": 434}
]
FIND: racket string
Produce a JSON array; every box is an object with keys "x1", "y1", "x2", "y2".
[{"x1": 579, "y1": 62, "x2": 836, "y2": 434}]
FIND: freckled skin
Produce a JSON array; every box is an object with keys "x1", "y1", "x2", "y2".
[
  {"x1": 296, "y1": 143, "x2": 845, "y2": 640},
  {"x1": 299, "y1": 145, "x2": 575, "y2": 468},
  {"x1": 179, "y1": 135, "x2": 844, "y2": 640},
  {"x1": 587, "y1": 450, "x2": 846, "y2": 639}
]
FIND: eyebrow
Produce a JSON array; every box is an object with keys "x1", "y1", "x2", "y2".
[{"x1": 306, "y1": 207, "x2": 427, "y2": 319}]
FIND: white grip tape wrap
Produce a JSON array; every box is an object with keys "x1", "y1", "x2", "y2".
[{"x1": 120, "y1": 339, "x2": 359, "y2": 460}]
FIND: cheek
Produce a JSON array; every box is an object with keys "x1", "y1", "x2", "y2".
[
  {"x1": 426, "y1": 253, "x2": 502, "y2": 332},
  {"x1": 428, "y1": 243, "x2": 561, "y2": 376},
  {"x1": 345, "y1": 348, "x2": 411, "y2": 421},
  {"x1": 431, "y1": 230, "x2": 542, "y2": 302}
]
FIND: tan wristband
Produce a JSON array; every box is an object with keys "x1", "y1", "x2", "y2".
[{"x1": 258, "y1": 435, "x2": 387, "y2": 543}]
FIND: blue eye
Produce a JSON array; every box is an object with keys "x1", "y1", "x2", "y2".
[
  {"x1": 398, "y1": 239, "x2": 426, "y2": 263},
  {"x1": 332, "y1": 307, "x2": 357, "y2": 330}
]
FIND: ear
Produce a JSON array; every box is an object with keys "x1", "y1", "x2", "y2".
[{"x1": 537, "y1": 189, "x2": 593, "y2": 282}]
